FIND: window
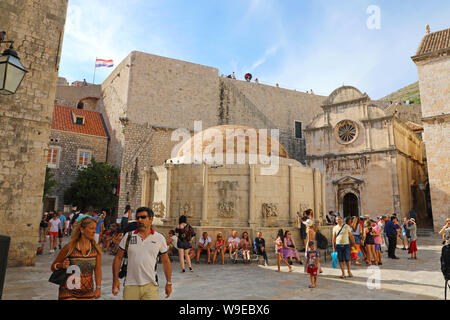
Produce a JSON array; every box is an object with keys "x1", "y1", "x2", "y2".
[
  {"x1": 295, "y1": 121, "x2": 302, "y2": 139},
  {"x1": 47, "y1": 147, "x2": 60, "y2": 168},
  {"x1": 75, "y1": 116, "x2": 84, "y2": 125},
  {"x1": 334, "y1": 120, "x2": 359, "y2": 145},
  {"x1": 71, "y1": 111, "x2": 85, "y2": 125},
  {"x1": 78, "y1": 150, "x2": 91, "y2": 168},
  {"x1": 77, "y1": 101, "x2": 84, "y2": 109}
]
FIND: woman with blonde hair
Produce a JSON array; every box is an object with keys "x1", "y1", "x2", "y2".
[{"x1": 50, "y1": 217, "x2": 102, "y2": 300}]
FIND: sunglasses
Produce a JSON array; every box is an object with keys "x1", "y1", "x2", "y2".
[{"x1": 136, "y1": 215, "x2": 149, "y2": 220}]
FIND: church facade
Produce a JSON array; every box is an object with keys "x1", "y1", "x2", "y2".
[{"x1": 305, "y1": 86, "x2": 430, "y2": 226}]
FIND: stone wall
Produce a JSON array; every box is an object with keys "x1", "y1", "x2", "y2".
[
  {"x1": 55, "y1": 84, "x2": 102, "y2": 110},
  {"x1": 47, "y1": 130, "x2": 108, "y2": 211},
  {"x1": 0, "y1": 0, "x2": 68, "y2": 266},
  {"x1": 414, "y1": 55, "x2": 450, "y2": 231}
]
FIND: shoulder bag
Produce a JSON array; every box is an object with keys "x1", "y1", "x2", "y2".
[{"x1": 118, "y1": 232, "x2": 133, "y2": 279}]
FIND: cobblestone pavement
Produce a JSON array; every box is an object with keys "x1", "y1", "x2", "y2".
[{"x1": 3, "y1": 234, "x2": 447, "y2": 300}]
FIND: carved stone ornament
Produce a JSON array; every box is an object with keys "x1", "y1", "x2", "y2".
[
  {"x1": 179, "y1": 201, "x2": 193, "y2": 218},
  {"x1": 262, "y1": 203, "x2": 279, "y2": 218},
  {"x1": 151, "y1": 201, "x2": 165, "y2": 218},
  {"x1": 299, "y1": 203, "x2": 312, "y2": 214},
  {"x1": 217, "y1": 200, "x2": 235, "y2": 218},
  {"x1": 215, "y1": 181, "x2": 239, "y2": 218}
]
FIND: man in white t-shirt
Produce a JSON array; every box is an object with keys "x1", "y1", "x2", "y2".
[
  {"x1": 112, "y1": 207, "x2": 172, "y2": 300},
  {"x1": 227, "y1": 231, "x2": 241, "y2": 262},
  {"x1": 196, "y1": 232, "x2": 212, "y2": 264}
]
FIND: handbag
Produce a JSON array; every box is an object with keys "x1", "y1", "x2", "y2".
[
  {"x1": 118, "y1": 232, "x2": 133, "y2": 279},
  {"x1": 49, "y1": 268, "x2": 67, "y2": 286}
]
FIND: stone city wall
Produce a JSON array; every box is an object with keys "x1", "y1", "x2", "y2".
[
  {"x1": 0, "y1": 0, "x2": 68, "y2": 266},
  {"x1": 55, "y1": 84, "x2": 102, "y2": 110}
]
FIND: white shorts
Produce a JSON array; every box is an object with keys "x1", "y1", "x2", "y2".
[{"x1": 94, "y1": 233, "x2": 100, "y2": 244}]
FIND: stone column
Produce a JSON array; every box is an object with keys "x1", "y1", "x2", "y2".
[
  {"x1": 164, "y1": 164, "x2": 173, "y2": 223},
  {"x1": 141, "y1": 167, "x2": 151, "y2": 207},
  {"x1": 321, "y1": 173, "x2": 326, "y2": 226},
  {"x1": 200, "y1": 164, "x2": 209, "y2": 226},
  {"x1": 249, "y1": 165, "x2": 256, "y2": 228},
  {"x1": 289, "y1": 165, "x2": 295, "y2": 226},
  {"x1": 313, "y1": 168, "x2": 321, "y2": 224}
]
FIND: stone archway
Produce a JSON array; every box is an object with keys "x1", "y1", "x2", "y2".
[
  {"x1": 343, "y1": 192, "x2": 359, "y2": 218},
  {"x1": 333, "y1": 175, "x2": 364, "y2": 217}
]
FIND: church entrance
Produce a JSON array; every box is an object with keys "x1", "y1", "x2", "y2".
[{"x1": 343, "y1": 193, "x2": 358, "y2": 218}]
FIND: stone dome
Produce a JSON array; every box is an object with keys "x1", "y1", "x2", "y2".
[{"x1": 171, "y1": 125, "x2": 289, "y2": 164}]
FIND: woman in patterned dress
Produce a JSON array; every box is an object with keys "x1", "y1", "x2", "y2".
[{"x1": 51, "y1": 217, "x2": 102, "y2": 300}]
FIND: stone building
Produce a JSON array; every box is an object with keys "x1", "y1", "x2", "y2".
[
  {"x1": 95, "y1": 51, "x2": 326, "y2": 215},
  {"x1": 412, "y1": 26, "x2": 450, "y2": 231},
  {"x1": 0, "y1": 0, "x2": 69, "y2": 266},
  {"x1": 141, "y1": 125, "x2": 327, "y2": 247},
  {"x1": 305, "y1": 86, "x2": 430, "y2": 226},
  {"x1": 44, "y1": 105, "x2": 109, "y2": 212}
]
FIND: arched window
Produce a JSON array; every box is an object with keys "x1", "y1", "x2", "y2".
[{"x1": 77, "y1": 101, "x2": 84, "y2": 109}]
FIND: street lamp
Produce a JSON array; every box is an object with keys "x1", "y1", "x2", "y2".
[{"x1": 0, "y1": 31, "x2": 28, "y2": 95}]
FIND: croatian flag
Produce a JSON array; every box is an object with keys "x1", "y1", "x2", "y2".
[{"x1": 95, "y1": 59, "x2": 114, "y2": 68}]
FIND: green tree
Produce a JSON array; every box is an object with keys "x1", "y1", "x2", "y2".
[
  {"x1": 64, "y1": 158, "x2": 119, "y2": 211},
  {"x1": 43, "y1": 167, "x2": 57, "y2": 200}
]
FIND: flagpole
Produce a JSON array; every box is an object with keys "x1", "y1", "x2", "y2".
[{"x1": 93, "y1": 56, "x2": 97, "y2": 84}]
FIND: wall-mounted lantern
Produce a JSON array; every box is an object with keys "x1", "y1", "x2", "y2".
[{"x1": 0, "y1": 31, "x2": 28, "y2": 95}]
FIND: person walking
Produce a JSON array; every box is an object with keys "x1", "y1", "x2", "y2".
[
  {"x1": 121, "y1": 205, "x2": 134, "y2": 232},
  {"x1": 175, "y1": 215, "x2": 195, "y2": 272},
  {"x1": 332, "y1": 216, "x2": 356, "y2": 278},
  {"x1": 112, "y1": 207, "x2": 172, "y2": 300},
  {"x1": 305, "y1": 241, "x2": 320, "y2": 288},
  {"x1": 372, "y1": 219, "x2": 383, "y2": 265},
  {"x1": 94, "y1": 212, "x2": 104, "y2": 244},
  {"x1": 51, "y1": 217, "x2": 102, "y2": 300},
  {"x1": 385, "y1": 216, "x2": 401, "y2": 259},
  {"x1": 400, "y1": 217, "x2": 409, "y2": 250},
  {"x1": 406, "y1": 218, "x2": 418, "y2": 259},
  {"x1": 275, "y1": 229, "x2": 292, "y2": 272},
  {"x1": 48, "y1": 214, "x2": 62, "y2": 253},
  {"x1": 57, "y1": 211, "x2": 66, "y2": 250},
  {"x1": 299, "y1": 211, "x2": 308, "y2": 251},
  {"x1": 39, "y1": 213, "x2": 49, "y2": 244},
  {"x1": 253, "y1": 232, "x2": 269, "y2": 266}
]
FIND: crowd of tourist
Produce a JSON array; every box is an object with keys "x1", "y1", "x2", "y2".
[{"x1": 43, "y1": 204, "x2": 450, "y2": 300}]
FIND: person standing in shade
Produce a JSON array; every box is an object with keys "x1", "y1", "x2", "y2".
[
  {"x1": 253, "y1": 232, "x2": 269, "y2": 266},
  {"x1": 406, "y1": 218, "x2": 418, "y2": 259},
  {"x1": 332, "y1": 216, "x2": 356, "y2": 278},
  {"x1": 385, "y1": 216, "x2": 401, "y2": 259},
  {"x1": 175, "y1": 215, "x2": 195, "y2": 272},
  {"x1": 439, "y1": 218, "x2": 450, "y2": 245},
  {"x1": 112, "y1": 207, "x2": 172, "y2": 300},
  {"x1": 94, "y1": 212, "x2": 104, "y2": 244},
  {"x1": 57, "y1": 211, "x2": 66, "y2": 250}
]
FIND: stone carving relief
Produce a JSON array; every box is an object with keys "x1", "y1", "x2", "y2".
[
  {"x1": 151, "y1": 201, "x2": 165, "y2": 218},
  {"x1": 215, "y1": 181, "x2": 239, "y2": 218},
  {"x1": 179, "y1": 201, "x2": 193, "y2": 218},
  {"x1": 326, "y1": 156, "x2": 369, "y2": 175},
  {"x1": 262, "y1": 203, "x2": 279, "y2": 218},
  {"x1": 217, "y1": 200, "x2": 236, "y2": 218},
  {"x1": 299, "y1": 202, "x2": 312, "y2": 214}
]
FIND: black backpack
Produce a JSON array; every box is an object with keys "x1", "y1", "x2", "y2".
[
  {"x1": 316, "y1": 231, "x2": 328, "y2": 250},
  {"x1": 441, "y1": 244, "x2": 450, "y2": 281}
]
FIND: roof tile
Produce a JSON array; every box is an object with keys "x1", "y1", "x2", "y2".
[{"x1": 52, "y1": 105, "x2": 108, "y2": 137}]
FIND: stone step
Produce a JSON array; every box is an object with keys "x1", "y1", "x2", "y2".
[{"x1": 417, "y1": 229, "x2": 434, "y2": 237}]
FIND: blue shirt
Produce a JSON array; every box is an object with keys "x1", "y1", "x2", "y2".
[
  {"x1": 96, "y1": 218, "x2": 103, "y2": 234},
  {"x1": 385, "y1": 220, "x2": 400, "y2": 237},
  {"x1": 58, "y1": 215, "x2": 66, "y2": 228}
]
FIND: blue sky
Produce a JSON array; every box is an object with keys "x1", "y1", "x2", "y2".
[{"x1": 59, "y1": 0, "x2": 450, "y2": 99}]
